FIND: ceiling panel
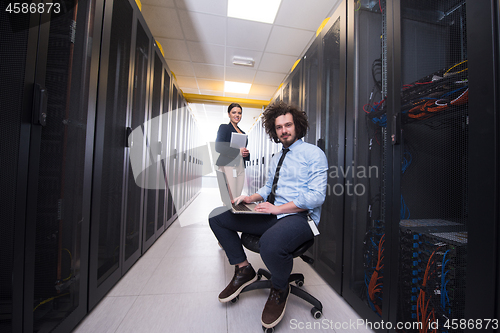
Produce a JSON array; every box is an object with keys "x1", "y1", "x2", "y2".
[
  {"x1": 155, "y1": 38, "x2": 190, "y2": 61},
  {"x1": 197, "y1": 78, "x2": 225, "y2": 91},
  {"x1": 258, "y1": 53, "x2": 298, "y2": 73},
  {"x1": 266, "y1": 26, "x2": 316, "y2": 56},
  {"x1": 142, "y1": 0, "x2": 175, "y2": 8},
  {"x1": 174, "y1": 0, "x2": 227, "y2": 16},
  {"x1": 275, "y1": 0, "x2": 340, "y2": 30},
  {"x1": 141, "y1": 5, "x2": 183, "y2": 39},
  {"x1": 179, "y1": 10, "x2": 226, "y2": 44},
  {"x1": 225, "y1": 67, "x2": 256, "y2": 83},
  {"x1": 192, "y1": 63, "x2": 225, "y2": 80},
  {"x1": 167, "y1": 60, "x2": 195, "y2": 76},
  {"x1": 253, "y1": 71, "x2": 286, "y2": 86},
  {"x1": 174, "y1": 76, "x2": 198, "y2": 89},
  {"x1": 187, "y1": 42, "x2": 225, "y2": 65},
  {"x1": 249, "y1": 84, "x2": 279, "y2": 97},
  {"x1": 226, "y1": 18, "x2": 273, "y2": 51}
]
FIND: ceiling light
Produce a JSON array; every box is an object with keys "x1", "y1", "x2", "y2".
[
  {"x1": 227, "y1": 0, "x2": 282, "y2": 24},
  {"x1": 232, "y1": 56, "x2": 255, "y2": 67},
  {"x1": 224, "y1": 81, "x2": 252, "y2": 94}
]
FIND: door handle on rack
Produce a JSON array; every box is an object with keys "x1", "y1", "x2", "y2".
[
  {"x1": 33, "y1": 83, "x2": 47, "y2": 126},
  {"x1": 391, "y1": 113, "x2": 401, "y2": 145},
  {"x1": 125, "y1": 127, "x2": 132, "y2": 147}
]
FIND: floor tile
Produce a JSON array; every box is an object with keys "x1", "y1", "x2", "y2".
[
  {"x1": 139, "y1": 253, "x2": 226, "y2": 295},
  {"x1": 108, "y1": 258, "x2": 161, "y2": 296},
  {"x1": 72, "y1": 296, "x2": 137, "y2": 333},
  {"x1": 116, "y1": 292, "x2": 226, "y2": 333}
]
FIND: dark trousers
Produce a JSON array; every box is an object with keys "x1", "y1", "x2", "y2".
[{"x1": 208, "y1": 207, "x2": 313, "y2": 290}]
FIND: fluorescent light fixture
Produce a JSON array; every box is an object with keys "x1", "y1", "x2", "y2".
[
  {"x1": 227, "y1": 0, "x2": 282, "y2": 24},
  {"x1": 224, "y1": 81, "x2": 252, "y2": 94},
  {"x1": 232, "y1": 56, "x2": 255, "y2": 67}
]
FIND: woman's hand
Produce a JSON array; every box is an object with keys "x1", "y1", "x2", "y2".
[{"x1": 240, "y1": 147, "x2": 249, "y2": 158}]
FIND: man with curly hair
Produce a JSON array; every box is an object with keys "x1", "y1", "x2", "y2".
[{"x1": 209, "y1": 101, "x2": 328, "y2": 329}]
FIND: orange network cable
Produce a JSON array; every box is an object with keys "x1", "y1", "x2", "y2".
[
  {"x1": 368, "y1": 234, "x2": 385, "y2": 315},
  {"x1": 408, "y1": 88, "x2": 468, "y2": 120},
  {"x1": 416, "y1": 247, "x2": 441, "y2": 333}
]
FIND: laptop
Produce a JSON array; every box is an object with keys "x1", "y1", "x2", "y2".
[{"x1": 216, "y1": 170, "x2": 270, "y2": 214}]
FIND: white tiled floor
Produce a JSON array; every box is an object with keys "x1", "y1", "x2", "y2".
[{"x1": 73, "y1": 187, "x2": 375, "y2": 333}]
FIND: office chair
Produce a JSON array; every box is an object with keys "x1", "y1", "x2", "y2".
[{"x1": 232, "y1": 233, "x2": 323, "y2": 333}]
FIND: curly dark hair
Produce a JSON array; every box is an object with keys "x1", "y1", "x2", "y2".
[{"x1": 262, "y1": 101, "x2": 309, "y2": 143}]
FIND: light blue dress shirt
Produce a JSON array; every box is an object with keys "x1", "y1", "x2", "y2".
[{"x1": 256, "y1": 139, "x2": 328, "y2": 225}]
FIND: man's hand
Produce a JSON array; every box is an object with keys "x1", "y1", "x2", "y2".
[
  {"x1": 254, "y1": 202, "x2": 280, "y2": 215},
  {"x1": 233, "y1": 193, "x2": 264, "y2": 205},
  {"x1": 232, "y1": 195, "x2": 250, "y2": 205}
]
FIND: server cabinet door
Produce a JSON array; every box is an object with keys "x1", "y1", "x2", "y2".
[
  {"x1": 465, "y1": 1, "x2": 500, "y2": 324},
  {"x1": 393, "y1": 0, "x2": 469, "y2": 329},
  {"x1": 1, "y1": 6, "x2": 37, "y2": 332},
  {"x1": 161, "y1": 69, "x2": 175, "y2": 226},
  {"x1": 315, "y1": 1, "x2": 347, "y2": 294},
  {"x1": 130, "y1": 16, "x2": 154, "y2": 254},
  {"x1": 168, "y1": 85, "x2": 179, "y2": 218},
  {"x1": 153, "y1": 52, "x2": 166, "y2": 235},
  {"x1": 290, "y1": 62, "x2": 302, "y2": 108},
  {"x1": 89, "y1": 0, "x2": 134, "y2": 309},
  {"x1": 302, "y1": 39, "x2": 320, "y2": 145},
  {"x1": 343, "y1": 0, "x2": 388, "y2": 323},
  {"x1": 143, "y1": 47, "x2": 162, "y2": 251},
  {"x1": 5, "y1": 0, "x2": 96, "y2": 330}
]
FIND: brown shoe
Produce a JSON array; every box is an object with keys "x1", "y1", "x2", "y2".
[
  {"x1": 218, "y1": 264, "x2": 257, "y2": 302},
  {"x1": 261, "y1": 285, "x2": 290, "y2": 328}
]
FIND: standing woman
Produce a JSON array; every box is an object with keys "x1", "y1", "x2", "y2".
[{"x1": 215, "y1": 103, "x2": 250, "y2": 197}]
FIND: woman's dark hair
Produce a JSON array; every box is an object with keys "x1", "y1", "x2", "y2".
[
  {"x1": 262, "y1": 101, "x2": 309, "y2": 143},
  {"x1": 227, "y1": 102, "x2": 243, "y2": 113}
]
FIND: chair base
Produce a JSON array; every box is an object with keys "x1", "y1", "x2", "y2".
[{"x1": 239, "y1": 268, "x2": 323, "y2": 317}]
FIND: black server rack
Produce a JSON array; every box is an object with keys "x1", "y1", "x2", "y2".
[
  {"x1": 89, "y1": 0, "x2": 136, "y2": 309},
  {"x1": 343, "y1": 0, "x2": 392, "y2": 325},
  {"x1": 1, "y1": 0, "x2": 98, "y2": 331},
  {"x1": 392, "y1": 1, "x2": 470, "y2": 331},
  {"x1": 314, "y1": 5, "x2": 347, "y2": 294}
]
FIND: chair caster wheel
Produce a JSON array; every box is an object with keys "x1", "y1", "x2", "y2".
[
  {"x1": 257, "y1": 273, "x2": 262, "y2": 280},
  {"x1": 295, "y1": 279, "x2": 304, "y2": 287},
  {"x1": 311, "y1": 307, "x2": 322, "y2": 319},
  {"x1": 262, "y1": 326, "x2": 275, "y2": 333},
  {"x1": 230, "y1": 295, "x2": 239, "y2": 303}
]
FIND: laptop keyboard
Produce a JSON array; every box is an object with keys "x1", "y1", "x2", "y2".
[{"x1": 232, "y1": 203, "x2": 251, "y2": 212}]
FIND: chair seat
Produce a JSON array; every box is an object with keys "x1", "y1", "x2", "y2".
[{"x1": 241, "y1": 233, "x2": 314, "y2": 258}]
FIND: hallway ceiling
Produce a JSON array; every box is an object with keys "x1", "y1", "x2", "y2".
[{"x1": 141, "y1": 0, "x2": 341, "y2": 138}]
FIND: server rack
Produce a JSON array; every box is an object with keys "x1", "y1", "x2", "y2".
[
  {"x1": 343, "y1": 0, "x2": 389, "y2": 325},
  {"x1": 161, "y1": 67, "x2": 176, "y2": 227},
  {"x1": 314, "y1": 3, "x2": 347, "y2": 294},
  {"x1": 89, "y1": 0, "x2": 139, "y2": 309},
  {"x1": 463, "y1": 0, "x2": 499, "y2": 326},
  {"x1": 343, "y1": 1, "x2": 499, "y2": 331},
  {"x1": 1, "y1": 0, "x2": 99, "y2": 331}
]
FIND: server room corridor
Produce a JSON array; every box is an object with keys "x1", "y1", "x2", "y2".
[{"x1": 72, "y1": 180, "x2": 375, "y2": 333}]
